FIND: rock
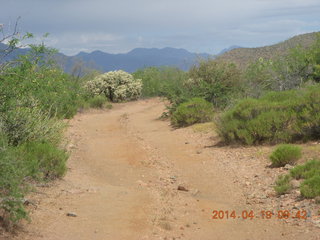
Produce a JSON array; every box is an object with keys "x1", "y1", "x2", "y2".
[
  {"x1": 185, "y1": 142, "x2": 189, "y2": 144},
  {"x1": 67, "y1": 212, "x2": 77, "y2": 217},
  {"x1": 315, "y1": 196, "x2": 320, "y2": 204},
  {"x1": 178, "y1": 185, "x2": 189, "y2": 192},
  {"x1": 196, "y1": 151, "x2": 202, "y2": 154},
  {"x1": 284, "y1": 164, "x2": 294, "y2": 170},
  {"x1": 191, "y1": 189, "x2": 200, "y2": 196},
  {"x1": 260, "y1": 194, "x2": 268, "y2": 199},
  {"x1": 291, "y1": 180, "x2": 300, "y2": 189},
  {"x1": 69, "y1": 144, "x2": 77, "y2": 149}
]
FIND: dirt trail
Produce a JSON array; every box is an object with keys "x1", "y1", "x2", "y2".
[{"x1": 14, "y1": 99, "x2": 320, "y2": 240}]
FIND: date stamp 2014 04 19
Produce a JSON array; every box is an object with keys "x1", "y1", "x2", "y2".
[{"x1": 212, "y1": 210, "x2": 308, "y2": 220}]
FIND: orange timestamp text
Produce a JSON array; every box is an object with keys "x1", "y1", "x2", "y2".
[{"x1": 212, "y1": 210, "x2": 308, "y2": 220}]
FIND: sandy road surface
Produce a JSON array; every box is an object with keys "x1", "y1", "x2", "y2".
[{"x1": 11, "y1": 99, "x2": 320, "y2": 240}]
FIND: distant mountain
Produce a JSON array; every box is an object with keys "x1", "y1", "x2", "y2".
[
  {"x1": 68, "y1": 47, "x2": 211, "y2": 72},
  {"x1": 217, "y1": 32, "x2": 319, "y2": 69},
  {"x1": 1, "y1": 44, "x2": 211, "y2": 73},
  {"x1": 217, "y1": 45, "x2": 242, "y2": 55}
]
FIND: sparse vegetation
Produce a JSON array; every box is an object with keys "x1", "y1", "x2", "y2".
[
  {"x1": 274, "y1": 159, "x2": 320, "y2": 198},
  {"x1": 269, "y1": 144, "x2": 302, "y2": 167},
  {"x1": 274, "y1": 174, "x2": 292, "y2": 195},
  {"x1": 290, "y1": 159, "x2": 320, "y2": 180},
  {"x1": 300, "y1": 176, "x2": 320, "y2": 198}
]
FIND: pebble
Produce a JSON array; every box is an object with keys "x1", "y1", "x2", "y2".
[
  {"x1": 284, "y1": 164, "x2": 294, "y2": 170},
  {"x1": 67, "y1": 212, "x2": 77, "y2": 217},
  {"x1": 178, "y1": 185, "x2": 189, "y2": 192}
]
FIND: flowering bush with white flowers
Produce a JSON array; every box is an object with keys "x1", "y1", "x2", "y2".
[{"x1": 85, "y1": 70, "x2": 142, "y2": 102}]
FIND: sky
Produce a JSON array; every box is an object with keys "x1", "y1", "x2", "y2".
[{"x1": 1, "y1": 0, "x2": 319, "y2": 56}]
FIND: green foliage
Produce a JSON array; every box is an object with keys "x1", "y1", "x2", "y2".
[
  {"x1": 310, "y1": 34, "x2": 320, "y2": 82},
  {"x1": 0, "y1": 40, "x2": 81, "y2": 227},
  {"x1": 85, "y1": 70, "x2": 142, "y2": 102},
  {"x1": 290, "y1": 159, "x2": 320, "y2": 180},
  {"x1": 187, "y1": 59, "x2": 243, "y2": 108},
  {"x1": 274, "y1": 174, "x2": 292, "y2": 195},
  {"x1": 244, "y1": 34, "x2": 320, "y2": 98},
  {"x1": 283, "y1": 159, "x2": 320, "y2": 199},
  {"x1": 86, "y1": 95, "x2": 111, "y2": 109},
  {"x1": 300, "y1": 175, "x2": 320, "y2": 198},
  {"x1": 0, "y1": 134, "x2": 28, "y2": 226},
  {"x1": 0, "y1": 106, "x2": 65, "y2": 146},
  {"x1": 217, "y1": 85, "x2": 320, "y2": 145},
  {"x1": 1, "y1": 66, "x2": 83, "y2": 119},
  {"x1": 269, "y1": 144, "x2": 302, "y2": 167},
  {"x1": 18, "y1": 141, "x2": 68, "y2": 181},
  {"x1": 171, "y1": 98, "x2": 214, "y2": 127},
  {"x1": 133, "y1": 66, "x2": 187, "y2": 98}
]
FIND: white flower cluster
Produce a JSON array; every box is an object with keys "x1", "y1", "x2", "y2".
[{"x1": 85, "y1": 70, "x2": 142, "y2": 102}]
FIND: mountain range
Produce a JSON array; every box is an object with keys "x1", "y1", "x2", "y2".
[
  {"x1": 0, "y1": 43, "x2": 212, "y2": 73},
  {"x1": 1, "y1": 31, "x2": 319, "y2": 73}
]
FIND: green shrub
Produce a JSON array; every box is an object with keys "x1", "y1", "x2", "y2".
[
  {"x1": 217, "y1": 85, "x2": 320, "y2": 145},
  {"x1": 1, "y1": 63, "x2": 84, "y2": 119},
  {"x1": 270, "y1": 144, "x2": 302, "y2": 167},
  {"x1": 0, "y1": 134, "x2": 28, "y2": 226},
  {"x1": 133, "y1": 66, "x2": 187, "y2": 98},
  {"x1": 18, "y1": 141, "x2": 68, "y2": 180},
  {"x1": 188, "y1": 59, "x2": 243, "y2": 108},
  {"x1": 171, "y1": 98, "x2": 214, "y2": 127},
  {"x1": 274, "y1": 174, "x2": 292, "y2": 195},
  {"x1": 290, "y1": 159, "x2": 320, "y2": 180},
  {"x1": 85, "y1": 70, "x2": 142, "y2": 102},
  {"x1": 0, "y1": 106, "x2": 65, "y2": 146},
  {"x1": 87, "y1": 95, "x2": 110, "y2": 109},
  {"x1": 300, "y1": 175, "x2": 320, "y2": 198},
  {"x1": 284, "y1": 159, "x2": 320, "y2": 199}
]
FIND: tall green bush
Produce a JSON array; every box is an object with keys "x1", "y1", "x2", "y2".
[{"x1": 188, "y1": 59, "x2": 243, "y2": 108}]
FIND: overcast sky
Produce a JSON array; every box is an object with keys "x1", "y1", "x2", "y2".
[{"x1": 1, "y1": 0, "x2": 319, "y2": 55}]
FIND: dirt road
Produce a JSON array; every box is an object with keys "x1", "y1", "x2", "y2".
[{"x1": 16, "y1": 99, "x2": 320, "y2": 240}]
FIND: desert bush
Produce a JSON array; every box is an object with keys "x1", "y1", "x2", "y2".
[
  {"x1": 279, "y1": 159, "x2": 320, "y2": 199},
  {"x1": 18, "y1": 141, "x2": 68, "y2": 180},
  {"x1": 86, "y1": 95, "x2": 111, "y2": 109},
  {"x1": 274, "y1": 174, "x2": 292, "y2": 195},
  {"x1": 217, "y1": 85, "x2": 320, "y2": 145},
  {"x1": 0, "y1": 44, "x2": 85, "y2": 119},
  {"x1": 290, "y1": 159, "x2": 320, "y2": 180},
  {"x1": 300, "y1": 175, "x2": 320, "y2": 198},
  {"x1": 0, "y1": 134, "x2": 28, "y2": 226},
  {"x1": 244, "y1": 46, "x2": 313, "y2": 98},
  {"x1": 187, "y1": 59, "x2": 243, "y2": 108},
  {"x1": 0, "y1": 106, "x2": 65, "y2": 146},
  {"x1": 270, "y1": 144, "x2": 302, "y2": 167},
  {"x1": 85, "y1": 70, "x2": 142, "y2": 102},
  {"x1": 171, "y1": 98, "x2": 214, "y2": 127},
  {"x1": 133, "y1": 66, "x2": 187, "y2": 98}
]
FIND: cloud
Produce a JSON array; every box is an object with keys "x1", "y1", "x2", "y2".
[{"x1": 0, "y1": 0, "x2": 319, "y2": 54}]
